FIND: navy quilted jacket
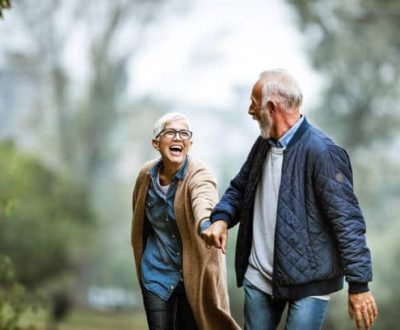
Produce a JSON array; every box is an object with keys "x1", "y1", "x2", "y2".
[{"x1": 211, "y1": 118, "x2": 372, "y2": 300}]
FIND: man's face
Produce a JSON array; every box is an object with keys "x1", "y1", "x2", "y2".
[
  {"x1": 153, "y1": 118, "x2": 192, "y2": 166},
  {"x1": 248, "y1": 80, "x2": 272, "y2": 138}
]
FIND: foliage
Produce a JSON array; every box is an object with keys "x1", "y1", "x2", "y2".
[
  {"x1": 288, "y1": 0, "x2": 400, "y2": 151},
  {"x1": 0, "y1": 141, "x2": 93, "y2": 288},
  {"x1": 1, "y1": 0, "x2": 187, "y2": 295},
  {"x1": 0, "y1": 0, "x2": 11, "y2": 19},
  {"x1": 0, "y1": 255, "x2": 38, "y2": 330}
]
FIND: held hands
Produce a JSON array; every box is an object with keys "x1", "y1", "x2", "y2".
[
  {"x1": 348, "y1": 292, "x2": 378, "y2": 330},
  {"x1": 200, "y1": 220, "x2": 228, "y2": 254}
]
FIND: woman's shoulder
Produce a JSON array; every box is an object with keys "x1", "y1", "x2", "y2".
[
  {"x1": 186, "y1": 157, "x2": 215, "y2": 180},
  {"x1": 187, "y1": 157, "x2": 210, "y2": 172},
  {"x1": 136, "y1": 159, "x2": 159, "y2": 179}
]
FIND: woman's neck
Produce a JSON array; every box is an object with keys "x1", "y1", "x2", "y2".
[{"x1": 159, "y1": 162, "x2": 181, "y2": 185}]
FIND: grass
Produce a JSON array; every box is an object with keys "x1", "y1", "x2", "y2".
[{"x1": 19, "y1": 308, "x2": 148, "y2": 330}]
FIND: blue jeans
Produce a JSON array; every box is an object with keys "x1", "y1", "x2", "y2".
[{"x1": 243, "y1": 278, "x2": 328, "y2": 330}]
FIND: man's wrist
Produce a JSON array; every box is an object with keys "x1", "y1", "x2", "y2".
[{"x1": 210, "y1": 212, "x2": 231, "y2": 226}]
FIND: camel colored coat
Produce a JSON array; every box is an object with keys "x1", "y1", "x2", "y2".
[{"x1": 131, "y1": 157, "x2": 240, "y2": 330}]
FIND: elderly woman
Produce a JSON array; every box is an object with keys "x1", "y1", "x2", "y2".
[{"x1": 131, "y1": 112, "x2": 239, "y2": 330}]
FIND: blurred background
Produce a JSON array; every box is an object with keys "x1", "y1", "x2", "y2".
[{"x1": 1, "y1": 0, "x2": 399, "y2": 329}]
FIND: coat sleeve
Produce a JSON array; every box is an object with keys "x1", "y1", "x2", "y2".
[
  {"x1": 189, "y1": 167, "x2": 218, "y2": 232},
  {"x1": 210, "y1": 136, "x2": 263, "y2": 228},
  {"x1": 313, "y1": 145, "x2": 372, "y2": 293}
]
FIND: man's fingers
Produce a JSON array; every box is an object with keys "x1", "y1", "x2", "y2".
[
  {"x1": 200, "y1": 221, "x2": 228, "y2": 252},
  {"x1": 362, "y1": 309, "x2": 371, "y2": 329},
  {"x1": 354, "y1": 310, "x2": 363, "y2": 330},
  {"x1": 367, "y1": 305, "x2": 375, "y2": 325},
  {"x1": 220, "y1": 233, "x2": 227, "y2": 254},
  {"x1": 372, "y1": 300, "x2": 378, "y2": 319},
  {"x1": 200, "y1": 232, "x2": 211, "y2": 246},
  {"x1": 348, "y1": 305, "x2": 354, "y2": 320},
  {"x1": 212, "y1": 233, "x2": 222, "y2": 249}
]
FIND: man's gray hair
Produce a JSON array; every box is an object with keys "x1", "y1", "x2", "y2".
[
  {"x1": 153, "y1": 112, "x2": 192, "y2": 138},
  {"x1": 259, "y1": 69, "x2": 303, "y2": 110}
]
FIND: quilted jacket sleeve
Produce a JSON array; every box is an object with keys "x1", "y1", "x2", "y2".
[
  {"x1": 210, "y1": 136, "x2": 263, "y2": 228},
  {"x1": 314, "y1": 145, "x2": 372, "y2": 293}
]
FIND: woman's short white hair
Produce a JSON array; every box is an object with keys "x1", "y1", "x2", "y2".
[
  {"x1": 153, "y1": 112, "x2": 192, "y2": 139},
  {"x1": 259, "y1": 69, "x2": 303, "y2": 110}
]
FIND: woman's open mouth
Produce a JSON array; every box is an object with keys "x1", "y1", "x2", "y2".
[{"x1": 169, "y1": 145, "x2": 183, "y2": 156}]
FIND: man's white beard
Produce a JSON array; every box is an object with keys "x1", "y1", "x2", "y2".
[
  {"x1": 258, "y1": 111, "x2": 271, "y2": 138},
  {"x1": 259, "y1": 124, "x2": 270, "y2": 138}
]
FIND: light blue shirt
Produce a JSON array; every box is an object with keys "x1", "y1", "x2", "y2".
[{"x1": 268, "y1": 115, "x2": 304, "y2": 149}]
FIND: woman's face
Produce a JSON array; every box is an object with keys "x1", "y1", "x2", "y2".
[{"x1": 152, "y1": 118, "x2": 192, "y2": 167}]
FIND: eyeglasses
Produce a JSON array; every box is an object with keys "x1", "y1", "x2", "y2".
[{"x1": 157, "y1": 128, "x2": 193, "y2": 140}]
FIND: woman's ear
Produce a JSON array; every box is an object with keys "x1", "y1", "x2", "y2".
[{"x1": 152, "y1": 139, "x2": 160, "y2": 150}]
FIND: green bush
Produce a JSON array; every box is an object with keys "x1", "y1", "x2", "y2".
[{"x1": 0, "y1": 140, "x2": 93, "y2": 288}]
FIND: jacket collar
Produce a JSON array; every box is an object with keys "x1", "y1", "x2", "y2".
[{"x1": 284, "y1": 116, "x2": 310, "y2": 149}]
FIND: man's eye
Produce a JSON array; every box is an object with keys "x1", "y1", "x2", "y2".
[
  {"x1": 181, "y1": 131, "x2": 190, "y2": 138},
  {"x1": 164, "y1": 130, "x2": 175, "y2": 135}
]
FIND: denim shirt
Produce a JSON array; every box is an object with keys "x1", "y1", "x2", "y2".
[{"x1": 140, "y1": 157, "x2": 188, "y2": 300}]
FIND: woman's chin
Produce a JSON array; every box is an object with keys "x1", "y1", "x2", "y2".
[{"x1": 162, "y1": 154, "x2": 185, "y2": 166}]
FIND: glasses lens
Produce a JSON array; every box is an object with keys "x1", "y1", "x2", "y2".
[
  {"x1": 180, "y1": 130, "x2": 191, "y2": 139},
  {"x1": 161, "y1": 129, "x2": 192, "y2": 139},
  {"x1": 163, "y1": 129, "x2": 176, "y2": 138}
]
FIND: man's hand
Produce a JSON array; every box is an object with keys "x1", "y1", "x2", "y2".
[
  {"x1": 348, "y1": 292, "x2": 378, "y2": 330},
  {"x1": 200, "y1": 220, "x2": 228, "y2": 254}
]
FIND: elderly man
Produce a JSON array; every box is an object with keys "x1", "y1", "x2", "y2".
[{"x1": 201, "y1": 69, "x2": 378, "y2": 330}]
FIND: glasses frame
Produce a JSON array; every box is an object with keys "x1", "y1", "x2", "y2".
[{"x1": 156, "y1": 128, "x2": 193, "y2": 140}]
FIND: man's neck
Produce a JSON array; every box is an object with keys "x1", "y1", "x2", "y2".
[{"x1": 270, "y1": 112, "x2": 301, "y2": 140}]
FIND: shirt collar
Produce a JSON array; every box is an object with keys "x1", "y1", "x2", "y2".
[
  {"x1": 268, "y1": 115, "x2": 304, "y2": 149},
  {"x1": 148, "y1": 156, "x2": 189, "y2": 181}
]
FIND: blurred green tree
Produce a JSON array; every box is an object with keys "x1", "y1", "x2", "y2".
[
  {"x1": 287, "y1": 1, "x2": 400, "y2": 329},
  {"x1": 9, "y1": 0, "x2": 186, "y2": 190},
  {"x1": 0, "y1": 255, "x2": 39, "y2": 330},
  {"x1": 1, "y1": 0, "x2": 187, "y2": 293},
  {"x1": 0, "y1": 141, "x2": 93, "y2": 288},
  {"x1": 288, "y1": 0, "x2": 400, "y2": 151},
  {"x1": 0, "y1": 0, "x2": 11, "y2": 18}
]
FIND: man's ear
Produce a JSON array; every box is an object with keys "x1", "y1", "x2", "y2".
[
  {"x1": 267, "y1": 100, "x2": 276, "y2": 114},
  {"x1": 152, "y1": 138, "x2": 160, "y2": 150}
]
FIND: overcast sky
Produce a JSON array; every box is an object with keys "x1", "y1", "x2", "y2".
[{"x1": 130, "y1": 0, "x2": 322, "y2": 110}]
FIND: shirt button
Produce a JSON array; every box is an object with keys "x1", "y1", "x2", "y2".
[
  {"x1": 172, "y1": 235, "x2": 175, "y2": 238},
  {"x1": 170, "y1": 286, "x2": 174, "y2": 290},
  {"x1": 177, "y1": 252, "x2": 180, "y2": 256}
]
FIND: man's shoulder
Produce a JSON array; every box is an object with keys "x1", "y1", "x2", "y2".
[{"x1": 302, "y1": 124, "x2": 338, "y2": 155}]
